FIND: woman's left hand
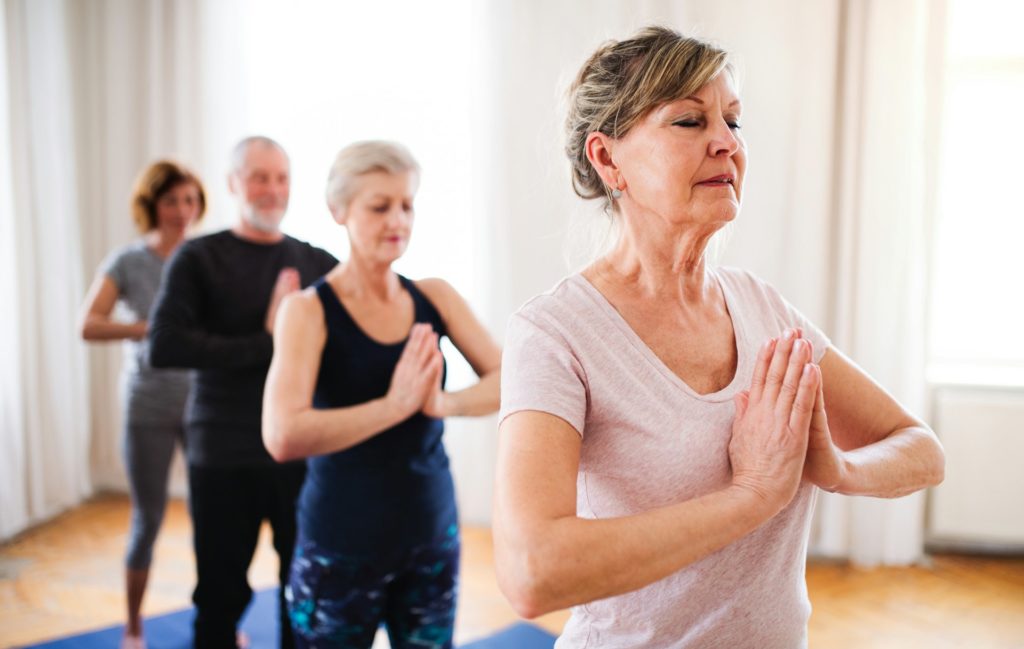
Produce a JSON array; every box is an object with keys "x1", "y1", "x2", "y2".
[{"x1": 802, "y1": 364, "x2": 848, "y2": 492}]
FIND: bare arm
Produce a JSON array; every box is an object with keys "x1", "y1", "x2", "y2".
[
  {"x1": 418, "y1": 278, "x2": 501, "y2": 417},
  {"x1": 262, "y1": 291, "x2": 443, "y2": 462},
  {"x1": 494, "y1": 332, "x2": 819, "y2": 618},
  {"x1": 78, "y1": 273, "x2": 146, "y2": 342},
  {"x1": 803, "y1": 347, "x2": 944, "y2": 497}
]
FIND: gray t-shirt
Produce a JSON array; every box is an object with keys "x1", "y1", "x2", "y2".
[{"x1": 102, "y1": 241, "x2": 190, "y2": 421}]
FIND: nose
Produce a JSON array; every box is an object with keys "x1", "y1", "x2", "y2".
[
  {"x1": 271, "y1": 176, "x2": 289, "y2": 199},
  {"x1": 386, "y1": 206, "x2": 410, "y2": 228},
  {"x1": 707, "y1": 118, "x2": 741, "y2": 158}
]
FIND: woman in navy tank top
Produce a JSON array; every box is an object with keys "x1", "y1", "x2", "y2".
[{"x1": 262, "y1": 141, "x2": 501, "y2": 648}]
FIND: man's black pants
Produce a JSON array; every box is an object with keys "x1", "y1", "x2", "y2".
[{"x1": 188, "y1": 461, "x2": 306, "y2": 649}]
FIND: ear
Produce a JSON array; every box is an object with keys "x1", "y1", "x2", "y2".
[
  {"x1": 584, "y1": 132, "x2": 624, "y2": 192},
  {"x1": 329, "y1": 201, "x2": 348, "y2": 226},
  {"x1": 227, "y1": 172, "x2": 240, "y2": 196}
]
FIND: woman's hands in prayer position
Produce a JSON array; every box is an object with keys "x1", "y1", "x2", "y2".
[{"x1": 385, "y1": 323, "x2": 445, "y2": 420}]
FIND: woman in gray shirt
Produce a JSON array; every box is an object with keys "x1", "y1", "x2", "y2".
[{"x1": 79, "y1": 160, "x2": 206, "y2": 649}]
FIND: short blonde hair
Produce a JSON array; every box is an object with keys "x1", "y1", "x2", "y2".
[
  {"x1": 565, "y1": 26, "x2": 731, "y2": 209},
  {"x1": 325, "y1": 141, "x2": 420, "y2": 213},
  {"x1": 129, "y1": 160, "x2": 207, "y2": 233}
]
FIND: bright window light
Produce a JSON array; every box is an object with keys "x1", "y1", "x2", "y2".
[{"x1": 928, "y1": 0, "x2": 1024, "y2": 386}]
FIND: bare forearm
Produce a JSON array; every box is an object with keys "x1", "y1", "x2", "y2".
[
  {"x1": 497, "y1": 485, "x2": 769, "y2": 617},
  {"x1": 836, "y1": 427, "x2": 945, "y2": 498},
  {"x1": 444, "y1": 370, "x2": 500, "y2": 417},
  {"x1": 81, "y1": 317, "x2": 146, "y2": 342},
  {"x1": 264, "y1": 396, "x2": 410, "y2": 461}
]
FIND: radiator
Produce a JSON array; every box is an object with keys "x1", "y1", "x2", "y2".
[{"x1": 927, "y1": 385, "x2": 1024, "y2": 550}]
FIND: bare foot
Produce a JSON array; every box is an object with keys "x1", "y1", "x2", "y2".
[{"x1": 120, "y1": 634, "x2": 146, "y2": 649}]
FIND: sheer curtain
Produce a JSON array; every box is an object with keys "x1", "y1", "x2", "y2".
[
  {"x1": 809, "y1": 0, "x2": 935, "y2": 566},
  {"x1": 68, "y1": 0, "x2": 208, "y2": 494},
  {"x1": 1, "y1": 0, "x2": 210, "y2": 539},
  {"x1": 1, "y1": 0, "x2": 91, "y2": 539}
]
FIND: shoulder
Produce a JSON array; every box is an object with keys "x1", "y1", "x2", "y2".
[
  {"x1": 161, "y1": 232, "x2": 233, "y2": 278},
  {"x1": 101, "y1": 240, "x2": 151, "y2": 282},
  {"x1": 513, "y1": 274, "x2": 597, "y2": 329},
  {"x1": 283, "y1": 235, "x2": 335, "y2": 257},
  {"x1": 503, "y1": 274, "x2": 606, "y2": 354},
  {"x1": 284, "y1": 236, "x2": 339, "y2": 268},
  {"x1": 175, "y1": 230, "x2": 228, "y2": 258},
  {"x1": 407, "y1": 277, "x2": 460, "y2": 329},
  {"x1": 278, "y1": 287, "x2": 326, "y2": 331},
  {"x1": 414, "y1": 276, "x2": 459, "y2": 306},
  {"x1": 104, "y1": 240, "x2": 145, "y2": 266}
]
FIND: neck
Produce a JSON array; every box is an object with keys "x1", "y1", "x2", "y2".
[
  {"x1": 232, "y1": 219, "x2": 284, "y2": 244},
  {"x1": 335, "y1": 251, "x2": 401, "y2": 301},
  {"x1": 145, "y1": 228, "x2": 188, "y2": 259},
  {"x1": 597, "y1": 208, "x2": 721, "y2": 305}
]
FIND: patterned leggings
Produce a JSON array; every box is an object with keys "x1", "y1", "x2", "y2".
[{"x1": 286, "y1": 526, "x2": 460, "y2": 649}]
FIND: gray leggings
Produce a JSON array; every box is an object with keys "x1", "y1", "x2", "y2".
[{"x1": 122, "y1": 393, "x2": 186, "y2": 570}]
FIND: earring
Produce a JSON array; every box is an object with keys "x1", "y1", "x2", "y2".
[{"x1": 611, "y1": 188, "x2": 622, "y2": 199}]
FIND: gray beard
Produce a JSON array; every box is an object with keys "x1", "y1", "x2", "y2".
[{"x1": 243, "y1": 207, "x2": 283, "y2": 233}]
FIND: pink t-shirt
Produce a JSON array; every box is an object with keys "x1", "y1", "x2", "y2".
[{"x1": 499, "y1": 268, "x2": 830, "y2": 649}]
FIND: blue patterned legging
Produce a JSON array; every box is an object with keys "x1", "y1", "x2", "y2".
[{"x1": 286, "y1": 527, "x2": 460, "y2": 649}]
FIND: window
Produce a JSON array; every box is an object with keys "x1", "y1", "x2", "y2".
[{"x1": 928, "y1": 0, "x2": 1024, "y2": 386}]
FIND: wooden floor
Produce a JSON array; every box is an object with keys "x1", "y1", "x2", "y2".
[{"x1": 1, "y1": 495, "x2": 1023, "y2": 648}]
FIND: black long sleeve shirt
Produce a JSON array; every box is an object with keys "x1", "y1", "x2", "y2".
[{"x1": 149, "y1": 230, "x2": 337, "y2": 467}]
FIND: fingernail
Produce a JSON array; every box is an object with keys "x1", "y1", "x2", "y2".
[
  {"x1": 783, "y1": 328, "x2": 794, "y2": 341},
  {"x1": 762, "y1": 339, "x2": 773, "y2": 352},
  {"x1": 802, "y1": 364, "x2": 813, "y2": 378}
]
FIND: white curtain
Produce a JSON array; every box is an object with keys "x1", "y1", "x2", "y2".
[
  {"x1": 68, "y1": 0, "x2": 208, "y2": 495},
  {"x1": 1, "y1": 0, "x2": 211, "y2": 539},
  {"x1": 809, "y1": 0, "x2": 935, "y2": 566},
  {"x1": 1, "y1": 0, "x2": 92, "y2": 540}
]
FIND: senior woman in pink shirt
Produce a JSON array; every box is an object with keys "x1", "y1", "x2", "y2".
[{"x1": 494, "y1": 26, "x2": 945, "y2": 648}]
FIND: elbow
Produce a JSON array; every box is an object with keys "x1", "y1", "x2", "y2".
[
  {"x1": 494, "y1": 532, "x2": 560, "y2": 619},
  {"x1": 262, "y1": 415, "x2": 302, "y2": 463},
  {"x1": 927, "y1": 438, "x2": 946, "y2": 487},
  {"x1": 263, "y1": 435, "x2": 294, "y2": 463},
  {"x1": 918, "y1": 425, "x2": 945, "y2": 488},
  {"x1": 79, "y1": 316, "x2": 98, "y2": 341},
  {"x1": 502, "y1": 585, "x2": 548, "y2": 621}
]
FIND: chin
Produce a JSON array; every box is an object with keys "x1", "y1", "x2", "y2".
[
  {"x1": 707, "y1": 200, "x2": 740, "y2": 224},
  {"x1": 378, "y1": 250, "x2": 405, "y2": 265},
  {"x1": 249, "y1": 212, "x2": 285, "y2": 232}
]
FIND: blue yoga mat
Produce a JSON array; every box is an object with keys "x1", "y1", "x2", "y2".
[{"x1": 19, "y1": 588, "x2": 556, "y2": 649}]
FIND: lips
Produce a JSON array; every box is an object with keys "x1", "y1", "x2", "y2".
[{"x1": 696, "y1": 174, "x2": 735, "y2": 186}]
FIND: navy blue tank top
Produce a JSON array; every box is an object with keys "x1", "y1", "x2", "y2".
[{"x1": 297, "y1": 275, "x2": 457, "y2": 556}]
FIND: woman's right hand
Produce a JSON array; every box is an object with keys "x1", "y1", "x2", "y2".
[
  {"x1": 728, "y1": 329, "x2": 819, "y2": 516},
  {"x1": 385, "y1": 323, "x2": 444, "y2": 419}
]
